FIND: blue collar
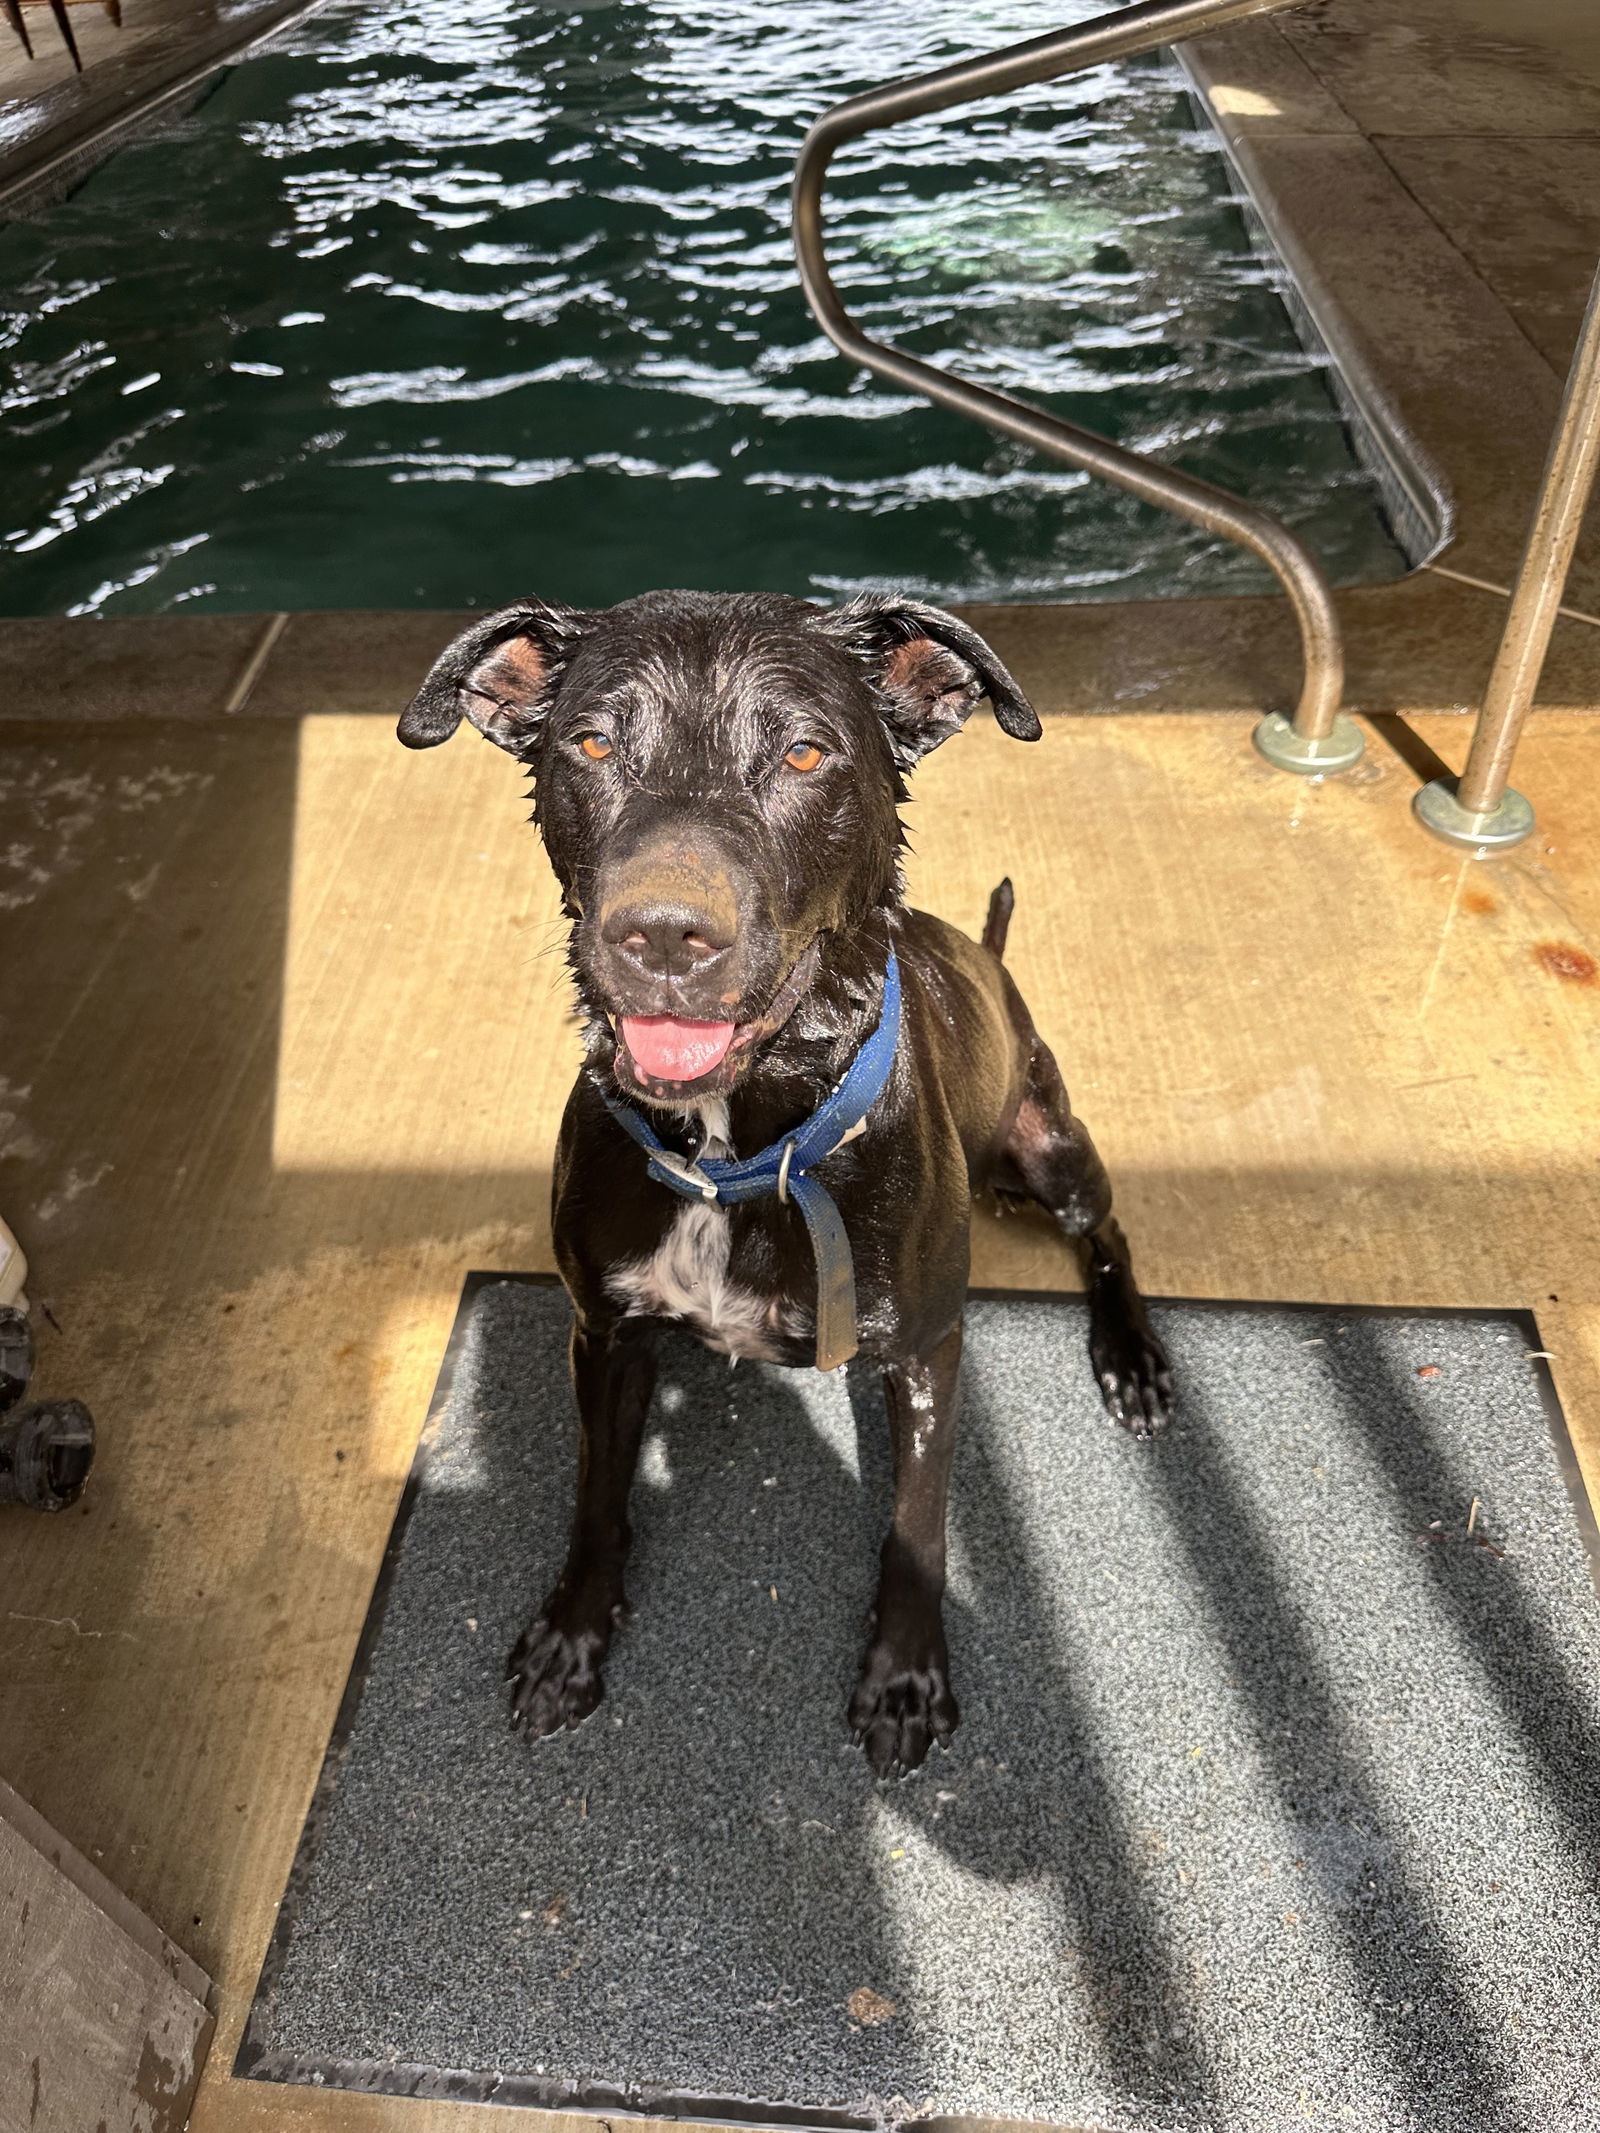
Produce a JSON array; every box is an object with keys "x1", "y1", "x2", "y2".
[{"x1": 603, "y1": 949, "x2": 902, "y2": 1372}]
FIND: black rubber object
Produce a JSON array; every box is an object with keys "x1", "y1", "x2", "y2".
[{"x1": 0, "y1": 1398, "x2": 95, "y2": 1510}]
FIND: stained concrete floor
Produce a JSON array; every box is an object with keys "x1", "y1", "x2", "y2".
[
  {"x1": 1183, "y1": 0, "x2": 1600, "y2": 611},
  {"x1": 4, "y1": 704, "x2": 1600, "y2": 2133},
  {"x1": 3, "y1": 3, "x2": 1600, "y2": 2132}
]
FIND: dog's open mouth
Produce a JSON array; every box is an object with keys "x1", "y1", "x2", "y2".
[
  {"x1": 609, "y1": 939, "x2": 822, "y2": 1099},
  {"x1": 618, "y1": 1015, "x2": 738, "y2": 1085}
]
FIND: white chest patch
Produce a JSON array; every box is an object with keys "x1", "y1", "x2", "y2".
[{"x1": 605, "y1": 1100, "x2": 802, "y2": 1362}]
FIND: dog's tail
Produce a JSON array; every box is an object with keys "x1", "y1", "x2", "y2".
[{"x1": 982, "y1": 877, "x2": 1014, "y2": 961}]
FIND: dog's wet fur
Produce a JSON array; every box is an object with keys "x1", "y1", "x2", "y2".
[{"x1": 400, "y1": 589, "x2": 1172, "y2": 1778}]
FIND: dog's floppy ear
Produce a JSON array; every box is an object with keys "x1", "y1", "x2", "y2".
[
  {"x1": 398, "y1": 599, "x2": 589, "y2": 753},
  {"x1": 828, "y1": 594, "x2": 1042, "y2": 767}
]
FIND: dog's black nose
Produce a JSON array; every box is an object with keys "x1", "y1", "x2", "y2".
[{"x1": 602, "y1": 898, "x2": 734, "y2": 981}]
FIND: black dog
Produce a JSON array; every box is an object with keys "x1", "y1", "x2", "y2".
[{"x1": 399, "y1": 590, "x2": 1171, "y2": 1777}]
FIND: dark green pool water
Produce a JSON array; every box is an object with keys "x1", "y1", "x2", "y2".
[{"x1": 0, "y1": 0, "x2": 1408, "y2": 616}]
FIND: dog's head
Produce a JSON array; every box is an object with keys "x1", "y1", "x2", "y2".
[{"x1": 399, "y1": 589, "x2": 1038, "y2": 1103}]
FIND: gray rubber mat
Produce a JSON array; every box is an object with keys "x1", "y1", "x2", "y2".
[{"x1": 240, "y1": 1278, "x2": 1600, "y2": 2133}]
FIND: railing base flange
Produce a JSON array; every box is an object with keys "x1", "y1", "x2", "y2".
[
  {"x1": 1252, "y1": 711, "x2": 1365, "y2": 776},
  {"x1": 1412, "y1": 777, "x2": 1536, "y2": 853}
]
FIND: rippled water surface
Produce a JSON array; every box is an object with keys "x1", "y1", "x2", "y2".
[{"x1": 0, "y1": 0, "x2": 1407, "y2": 615}]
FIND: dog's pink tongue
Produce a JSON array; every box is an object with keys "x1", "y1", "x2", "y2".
[{"x1": 621, "y1": 1015, "x2": 736, "y2": 1083}]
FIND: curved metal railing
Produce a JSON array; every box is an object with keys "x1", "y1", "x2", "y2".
[{"x1": 792, "y1": 0, "x2": 1364, "y2": 773}]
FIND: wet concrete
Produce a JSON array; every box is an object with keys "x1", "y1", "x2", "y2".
[{"x1": 0, "y1": 0, "x2": 320, "y2": 212}]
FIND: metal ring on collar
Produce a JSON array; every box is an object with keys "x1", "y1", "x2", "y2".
[
  {"x1": 776, "y1": 1138, "x2": 796, "y2": 1206},
  {"x1": 654, "y1": 1150, "x2": 720, "y2": 1202}
]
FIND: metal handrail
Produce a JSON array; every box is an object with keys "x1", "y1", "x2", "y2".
[
  {"x1": 1414, "y1": 251, "x2": 1600, "y2": 851},
  {"x1": 792, "y1": 0, "x2": 1364, "y2": 775}
]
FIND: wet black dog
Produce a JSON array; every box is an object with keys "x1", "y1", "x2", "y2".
[{"x1": 399, "y1": 590, "x2": 1170, "y2": 1777}]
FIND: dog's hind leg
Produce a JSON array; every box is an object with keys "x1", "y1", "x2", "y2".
[
  {"x1": 850, "y1": 1320, "x2": 963, "y2": 1779},
  {"x1": 996, "y1": 1036, "x2": 1173, "y2": 1438},
  {"x1": 508, "y1": 1315, "x2": 656, "y2": 1737}
]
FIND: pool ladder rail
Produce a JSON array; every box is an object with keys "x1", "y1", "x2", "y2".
[
  {"x1": 1411, "y1": 250, "x2": 1600, "y2": 851},
  {"x1": 792, "y1": 0, "x2": 1365, "y2": 779},
  {"x1": 795, "y1": 0, "x2": 1600, "y2": 836}
]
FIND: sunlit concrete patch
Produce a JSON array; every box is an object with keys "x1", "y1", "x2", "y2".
[
  {"x1": 268, "y1": 712, "x2": 1600, "y2": 1210},
  {"x1": 270, "y1": 715, "x2": 577, "y2": 1174},
  {"x1": 241, "y1": 1279, "x2": 1600, "y2": 2131},
  {"x1": 1207, "y1": 86, "x2": 1283, "y2": 119}
]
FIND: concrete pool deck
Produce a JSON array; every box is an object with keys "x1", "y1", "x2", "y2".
[
  {"x1": 5, "y1": 706, "x2": 1600, "y2": 2133},
  {"x1": 3, "y1": 4, "x2": 1600, "y2": 2132}
]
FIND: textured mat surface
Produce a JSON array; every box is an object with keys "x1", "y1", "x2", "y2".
[{"x1": 243, "y1": 1280, "x2": 1600, "y2": 2133}]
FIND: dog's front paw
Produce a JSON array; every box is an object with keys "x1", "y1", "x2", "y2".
[
  {"x1": 849, "y1": 1640, "x2": 959, "y2": 1780},
  {"x1": 1091, "y1": 1316, "x2": 1173, "y2": 1438},
  {"x1": 506, "y1": 1613, "x2": 610, "y2": 1738}
]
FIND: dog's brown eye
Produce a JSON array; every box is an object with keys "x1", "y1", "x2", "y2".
[
  {"x1": 784, "y1": 741, "x2": 825, "y2": 773},
  {"x1": 578, "y1": 733, "x2": 613, "y2": 762}
]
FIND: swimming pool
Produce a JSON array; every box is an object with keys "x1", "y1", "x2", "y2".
[{"x1": 0, "y1": 0, "x2": 1409, "y2": 617}]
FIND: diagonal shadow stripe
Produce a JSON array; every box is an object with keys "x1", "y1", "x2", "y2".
[
  {"x1": 1140, "y1": 1369, "x2": 1525, "y2": 2131},
  {"x1": 863, "y1": 1365, "x2": 1221, "y2": 2119},
  {"x1": 1318, "y1": 1322, "x2": 1600, "y2": 1889}
]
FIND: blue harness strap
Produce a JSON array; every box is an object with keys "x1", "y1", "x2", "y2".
[{"x1": 603, "y1": 950, "x2": 902, "y2": 1371}]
